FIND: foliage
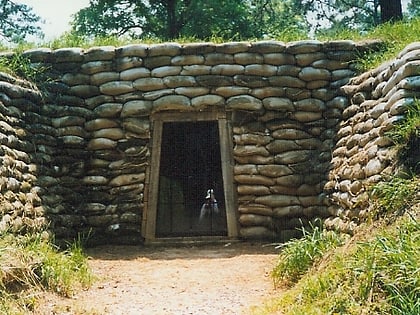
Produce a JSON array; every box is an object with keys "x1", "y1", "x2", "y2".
[
  {"x1": 71, "y1": 0, "x2": 148, "y2": 39},
  {"x1": 296, "y1": 0, "x2": 380, "y2": 33},
  {"x1": 385, "y1": 99, "x2": 420, "y2": 173},
  {"x1": 245, "y1": 0, "x2": 309, "y2": 40},
  {"x1": 70, "y1": 0, "x2": 309, "y2": 41},
  {"x1": 0, "y1": 0, "x2": 43, "y2": 43},
  {"x1": 254, "y1": 193, "x2": 420, "y2": 315},
  {"x1": 408, "y1": 0, "x2": 420, "y2": 17},
  {"x1": 288, "y1": 0, "x2": 404, "y2": 35},
  {"x1": 352, "y1": 218, "x2": 420, "y2": 315},
  {"x1": 174, "y1": 0, "x2": 255, "y2": 40},
  {"x1": 0, "y1": 51, "x2": 50, "y2": 85},
  {"x1": 371, "y1": 175, "x2": 419, "y2": 218},
  {"x1": 0, "y1": 232, "x2": 93, "y2": 314},
  {"x1": 335, "y1": 17, "x2": 420, "y2": 71},
  {"x1": 271, "y1": 222, "x2": 345, "y2": 288}
]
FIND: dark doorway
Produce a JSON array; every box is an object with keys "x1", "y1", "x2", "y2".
[{"x1": 156, "y1": 121, "x2": 228, "y2": 237}]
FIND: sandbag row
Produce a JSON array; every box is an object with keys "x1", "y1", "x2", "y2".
[
  {"x1": 0, "y1": 39, "x2": 383, "y2": 243},
  {"x1": 41, "y1": 83, "x2": 148, "y2": 241},
  {"x1": 0, "y1": 73, "x2": 47, "y2": 233},
  {"x1": 325, "y1": 42, "x2": 420, "y2": 233}
]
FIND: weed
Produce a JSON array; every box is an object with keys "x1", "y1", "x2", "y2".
[
  {"x1": 371, "y1": 175, "x2": 418, "y2": 217},
  {"x1": 317, "y1": 17, "x2": 420, "y2": 72},
  {"x1": 387, "y1": 100, "x2": 420, "y2": 146},
  {"x1": 0, "y1": 51, "x2": 50, "y2": 84},
  {"x1": 350, "y1": 218, "x2": 420, "y2": 315},
  {"x1": 271, "y1": 222, "x2": 345, "y2": 288},
  {"x1": 356, "y1": 17, "x2": 420, "y2": 70},
  {"x1": 386, "y1": 99, "x2": 420, "y2": 173},
  {"x1": 256, "y1": 213, "x2": 419, "y2": 315},
  {"x1": 0, "y1": 232, "x2": 93, "y2": 313}
]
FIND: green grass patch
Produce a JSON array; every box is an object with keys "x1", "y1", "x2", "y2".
[
  {"x1": 0, "y1": 51, "x2": 50, "y2": 84},
  {"x1": 371, "y1": 176, "x2": 419, "y2": 217},
  {"x1": 254, "y1": 215, "x2": 419, "y2": 315},
  {"x1": 0, "y1": 232, "x2": 93, "y2": 314},
  {"x1": 386, "y1": 99, "x2": 420, "y2": 173},
  {"x1": 1, "y1": 17, "x2": 418, "y2": 73},
  {"x1": 352, "y1": 218, "x2": 420, "y2": 315},
  {"x1": 271, "y1": 222, "x2": 346, "y2": 288},
  {"x1": 253, "y1": 177, "x2": 419, "y2": 315},
  {"x1": 387, "y1": 99, "x2": 420, "y2": 145},
  {"x1": 363, "y1": 17, "x2": 420, "y2": 65},
  {"x1": 316, "y1": 17, "x2": 420, "y2": 71}
]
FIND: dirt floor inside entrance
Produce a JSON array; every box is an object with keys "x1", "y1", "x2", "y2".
[{"x1": 37, "y1": 242, "x2": 280, "y2": 315}]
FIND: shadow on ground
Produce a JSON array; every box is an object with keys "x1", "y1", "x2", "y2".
[{"x1": 85, "y1": 241, "x2": 281, "y2": 261}]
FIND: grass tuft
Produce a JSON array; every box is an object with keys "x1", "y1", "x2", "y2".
[
  {"x1": 0, "y1": 51, "x2": 50, "y2": 84},
  {"x1": 388, "y1": 99, "x2": 420, "y2": 145},
  {"x1": 254, "y1": 176, "x2": 419, "y2": 315},
  {"x1": 271, "y1": 222, "x2": 346, "y2": 288},
  {"x1": 371, "y1": 176, "x2": 418, "y2": 217},
  {"x1": 350, "y1": 217, "x2": 420, "y2": 315},
  {"x1": 255, "y1": 216, "x2": 419, "y2": 315},
  {"x1": 0, "y1": 232, "x2": 93, "y2": 314}
]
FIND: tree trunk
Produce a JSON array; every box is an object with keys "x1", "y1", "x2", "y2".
[
  {"x1": 166, "y1": 0, "x2": 179, "y2": 39},
  {"x1": 379, "y1": 0, "x2": 403, "y2": 23}
]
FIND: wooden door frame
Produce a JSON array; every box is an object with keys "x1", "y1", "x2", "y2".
[{"x1": 142, "y1": 111, "x2": 238, "y2": 244}]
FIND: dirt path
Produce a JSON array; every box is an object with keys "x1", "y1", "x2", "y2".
[{"x1": 39, "y1": 242, "x2": 279, "y2": 315}]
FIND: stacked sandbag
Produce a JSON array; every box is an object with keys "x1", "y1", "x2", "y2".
[
  {"x1": 325, "y1": 42, "x2": 420, "y2": 233},
  {"x1": 8, "y1": 39, "x2": 381, "y2": 243},
  {"x1": 230, "y1": 40, "x2": 361, "y2": 240},
  {"x1": 0, "y1": 72, "x2": 47, "y2": 234},
  {"x1": 20, "y1": 48, "x2": 92, "y2": 238}
]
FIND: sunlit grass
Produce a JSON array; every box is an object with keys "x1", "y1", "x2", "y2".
[
  {"x1": 1, "y1": 17, "x2": 418, "y2": 72},
  {"x1": 0, "y1": 232, "x2": 94, "y2": 314},
  {"x1": 253, "y1": 199, "x2": 419, "y2": 315},
  {"x1": 271, "y1": 222, "x2": 346, "y2": 288}
]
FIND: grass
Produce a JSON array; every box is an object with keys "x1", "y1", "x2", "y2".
[
  {"x1": 0, "y1": 232, "x2": 93, "y2": 314},
  {"x1": 387, "y1": 99, "x2": 420, "y2": 145},
  {"x1": 386, "y1": 99, "x2": 420, "y2": 173},
  {"x1": 371, "y1": 176, "x2": 419, "y2": 217},
  {"x1": 316, "y1": 17, "x2": 420, "y2": 71},
  {"x1": 0, "y1": 50, "x2": 51, "y2": 84},
  {"x1": 352, "y1": 218, "x2": 420, "y2": 315},
  {"x1": 253, "y1": 176, "x2": 419, "y2": 315},
  {"x1": 1, "y1": 17, "x2": 419, "y2": 72},
  {"x1": 271, "y1": 222, "x2": 346, "y2": 288}
]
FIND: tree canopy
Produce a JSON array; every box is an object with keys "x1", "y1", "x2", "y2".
[
  {"x1": 71, "y1": 0, "x2": 309, "y2": 41},
  {"x1": 1, "y1": 0, "x2": 417, "y2": 44},
  {"x1": 289, "y1": 0, "x2": 406, "y2": 34},
  {"x1": 0, "y1": 0, "x2": 43, "y2": 43},
  {"x1": 408, "y1": 0, "x2": 420, "y2": 17},
  {"x1": 70, "y1": 0, "x2": 414, "y2": 41}
]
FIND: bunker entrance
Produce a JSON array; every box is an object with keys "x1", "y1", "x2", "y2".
[{"x1": 156, "y1": 121, "x2": 228, "y2": 237}]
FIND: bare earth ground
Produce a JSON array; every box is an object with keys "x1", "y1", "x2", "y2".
[{"x1": 38, "y1": 242, "x2": 280, "y2": 315}]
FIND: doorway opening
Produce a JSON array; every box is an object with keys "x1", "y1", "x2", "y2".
[
  {"x1": 157, "y1": 121, "x2": 227, "y2": 237},
  {"x1": 143, "y1": 112, "x2": 237, "y2": 243}
]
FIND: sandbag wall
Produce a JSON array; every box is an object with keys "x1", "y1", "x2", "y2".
[
  {"x1": 24, "y1": 46, "x2": 151, "y2": 243},
  {"x1": 2, "y1": 40, "x2": 377, "y2": 243},
  {"x1": 0, "y1": 72, "x2": 48, "y2": 234},
  {"x1": 325, "y1": 42, "x2": 420, "y2": 233}
]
